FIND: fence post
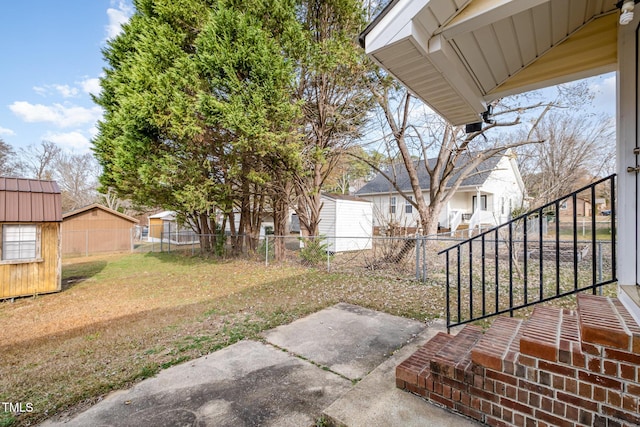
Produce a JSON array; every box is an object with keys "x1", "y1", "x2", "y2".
[
  {"x1": 327, "y1": 241, "x2": 330, "y2": 272},
  {"x1": 415, "y1": 236, "x2": 421, "y2": 281},
  {"x1": 422, "y1": 236, "x2": 427, "y2": 282},
  {"x1": 265, "y1": 235, "x2": 269, "y2": 267},
  {"x1": 168, "y1": 222, "x2": 171, "y2": 253}
]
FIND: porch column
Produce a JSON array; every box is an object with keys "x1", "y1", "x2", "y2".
[
  {"x1": 617, "y1": 18, "x2": 639, "y2": 287},
  {"x1": 616, "y1": 16, "x2": 640, "y2": 324}
]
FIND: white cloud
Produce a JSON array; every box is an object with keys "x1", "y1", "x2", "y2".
[
  {"x1": 9, "y1": 101, "x2": 103, "y2": 128},
  {"x1": 79, "y1": 77, "x2": 102, "y2": 96},
  {"x1": 33, "y1": 86, "x2": 48, "y2": 97},
  {"x1": 106, "y1": 1, "x2": 134, "y2": 40},
  {"x1": 589, "y1": 74, "x2": 616, "y2": 116},
  {"x1": 31, "y1": 84, "x2": 80, "y2": 98},
  {"x1": 42, "y1": 131, "x2": 92, "y2": 153},
  {"x1": 0, "y1": 126, "x2": 15, "y2": 136},
  {"x1": 53, "y1": 84, "x2": 79, "y2": 98}
]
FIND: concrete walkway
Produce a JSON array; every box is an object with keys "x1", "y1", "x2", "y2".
[{"x1": 40, "y1": 303, "x2": 480, "y2": 426}]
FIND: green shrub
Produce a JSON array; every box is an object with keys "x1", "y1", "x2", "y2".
[{"x1": 299, "y1": 236, "x2": 330, "y2": 266}]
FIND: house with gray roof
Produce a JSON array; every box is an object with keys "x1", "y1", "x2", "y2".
[{"x1": 356, "y1": 151, "x2": 526, "y2": 234}]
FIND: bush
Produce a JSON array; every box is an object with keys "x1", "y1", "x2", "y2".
[{"x1": 299, "y1": 236, "x2": 330, "y2": 266}]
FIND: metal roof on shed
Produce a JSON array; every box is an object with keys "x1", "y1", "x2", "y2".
[{"x1": 0, "y1": 177, "x2": 62, "y2": 222}]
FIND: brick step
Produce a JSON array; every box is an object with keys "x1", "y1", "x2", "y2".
[
  {"x1": 396, "y1": 294, "x2": 640, "y2": 427},
  {"x1": 396, "y1": 332, "x2": 452, "y2": 392},
  {"x1": 472, "y1": 316, "x2": 523, "y2": 372},
  {"x1": 578, "y1": 294, "x2": 640, "y2": 352},
  {"x1": 430, "y1": 325, "x2": 483, "y2": 380},
  {"x1": 519, "y1": 305, "x2": 564, "y2": 362}
]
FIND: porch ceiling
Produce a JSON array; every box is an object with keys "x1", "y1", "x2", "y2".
[{"x1": 361, "y1": 0, "x2": 619, "y2": 126}]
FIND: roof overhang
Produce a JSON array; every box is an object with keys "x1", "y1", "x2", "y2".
[
  {"x1": 361, "y1": 0, "x2": 619, "y2": 126},
  {"x1": 62, "y1": 203, "x2": 139, "y2": 224}
]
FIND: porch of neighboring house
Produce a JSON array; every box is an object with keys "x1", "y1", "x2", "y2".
[
  {"x1": 443, "y1": 191, "x2": 504, "y2": 237},
  {"x1": 360, "y1": 1, "x2": 640, "y2": 426}
]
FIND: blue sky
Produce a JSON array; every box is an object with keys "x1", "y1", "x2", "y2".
[
  {"x1": 0, "y1": 1, "x2": 617, "y2": 154},
  {"x1": 0, "y1": 0, "x2": 133, "y2": 153}
]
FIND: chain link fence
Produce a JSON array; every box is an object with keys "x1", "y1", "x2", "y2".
[
  {"x1": 63, "y1": 217, "x2": 614, "y2": 287},
  {"x1": 62, "y1": 228, "x2": 137, "y2": 257}
]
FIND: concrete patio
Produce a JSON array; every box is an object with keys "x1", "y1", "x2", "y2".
[{"x1": 40, "y1": 303, "x2": 480, "y2": 426}]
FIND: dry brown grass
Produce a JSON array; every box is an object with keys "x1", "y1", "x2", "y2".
[
  {"x1": 1, "y1": 249, "x2": 610, "y2": 426},
  {"x1": 0, "y1": 252, "x2": 444, "y2": 426}
]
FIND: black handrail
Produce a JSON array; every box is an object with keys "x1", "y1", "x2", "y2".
[{"x1": 439, "y1": 174, "x2": 617, "y2": 332}]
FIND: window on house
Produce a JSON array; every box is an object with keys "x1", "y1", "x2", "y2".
[
  {"x1": 389, "y1": 196, "x2": 396, "y2": 214},
  {"x1": 406, "y1": 196, "x2": 413, "y2": 214},
  {"x1": 2, "y1": 224, "x2": 39, "y2": 261}
]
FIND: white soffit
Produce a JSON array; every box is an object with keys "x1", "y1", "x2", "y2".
[
  {"x1": 363, "y1": 0, "x2": 619, "y2": 126},
  {"x1": 446, "y1": 0, "x2": 618, "y2": 95}
]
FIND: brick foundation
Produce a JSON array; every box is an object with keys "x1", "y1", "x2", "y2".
[{"x1": 397, "y1": 294, "x2": 640, "y2": 426}]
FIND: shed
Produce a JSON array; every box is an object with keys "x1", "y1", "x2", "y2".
[
  {"x1": 318, "y1": 194, "x2": 373, "y2": 253},
  {"x1": 148, "y1": 210, "x2": 197, "y2": 244},
  {"x1": 0, "y1": 177, "x2": 62, "y2": 299},
  {"x1": 62, "y1": 204, "x2": 139, "y2": 255}
]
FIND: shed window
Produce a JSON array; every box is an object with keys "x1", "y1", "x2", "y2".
[
  {"x1": 2, "y1": 225, "x2": 39, "y2": 261},
  {"x1": 389, "y1": 197, "x2": 396, "y2": 214}
]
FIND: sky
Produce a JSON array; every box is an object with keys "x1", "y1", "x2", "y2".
[
  {"x1": 0, "y1": 1, "x2": 618, "y2": 155},
  {"x1": 0, "y1": 0, "x2": 133, "y2": 153}
]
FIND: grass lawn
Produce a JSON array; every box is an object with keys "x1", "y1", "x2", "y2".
[{"x1": 0, "y1": 252, "x2": 446, "y2": 427}]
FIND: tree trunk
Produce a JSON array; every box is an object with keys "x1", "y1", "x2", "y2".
[
  {"x1": 272, "y1": 188, "x2": 289, "y2": 261},
  {"x1": 198, "y1": 212, "x2": 213, "y2": 254}
]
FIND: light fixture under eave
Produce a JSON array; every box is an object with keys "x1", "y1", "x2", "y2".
[{"x1": 617, "y1": 0, "x2": 640, "y2": 25}]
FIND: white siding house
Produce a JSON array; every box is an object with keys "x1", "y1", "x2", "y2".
[
  {"x1": 318, "y1": 194, "x2": 373, "y2": 253},
  {"x1": 356, "y1": 151, "x2": 526, "y2": 235}
]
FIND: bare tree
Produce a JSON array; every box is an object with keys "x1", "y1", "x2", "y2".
[
  {"x1": 100, "y1": 187, "x2": 124, "y2": 211},
  {"x1": 516, "y1": 112, "x2": 615, "y2": 206},
  {"x1": 19, "y1": 141, "x2": 61, "y2": 180},
  {"x1": 55, "y1": 152, "x2": 99, "y2": 211}
]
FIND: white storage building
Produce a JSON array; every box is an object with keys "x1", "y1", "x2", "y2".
[{"x1": 318, "y1": 194, "x2": 373, "y2": 253}]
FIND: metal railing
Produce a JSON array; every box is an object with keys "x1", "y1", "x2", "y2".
[{"x1": 439, "y1": 174, "x2": 617, "y2": 331}]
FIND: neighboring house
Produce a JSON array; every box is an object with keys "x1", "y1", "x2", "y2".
[
  {"x1": 148, "y1": 211, "x2": 198, "y2": 244},
  {"x1": 356, "y1": 151, "x2": 526, "y2": 234},
  {"x1": 61, "y1": 204, "x2": 139, "y2": 255},
  {"x1": 317, "y1": 194, "x2": 373, "y2": 253},
  {"x1": 558, "y1": 197, "x2": 592, "y2": 218},
  {"x1": 0, "y1": 177, "x2": 62, "y2": 299}
]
